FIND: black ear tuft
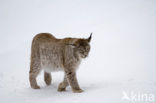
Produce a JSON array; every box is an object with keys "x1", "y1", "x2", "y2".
[{"x1": 88, "y1": 33, "x2": 92, "y2": 42}]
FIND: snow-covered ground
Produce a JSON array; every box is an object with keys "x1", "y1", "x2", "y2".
[{"x1": 0, "y1": 0, "x2": 156, "y2": 103}]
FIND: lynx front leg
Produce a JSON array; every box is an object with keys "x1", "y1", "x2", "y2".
[
  {"x1": 29, "y1": 62, "x2": 41, "y2": 89},
  {"x1": 58, "y1": 75, "x2": 69, "y2": 92},
  {"x1": 44, "y1": 72, "x2": 52, "y2": 85},
  {"x1": 65, "y1": 70, "x2": 83, "y2": 93}
]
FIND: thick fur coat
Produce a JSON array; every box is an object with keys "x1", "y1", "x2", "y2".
[{"x1": 29, "y1": 33, "x2": 92, "y2": 93}]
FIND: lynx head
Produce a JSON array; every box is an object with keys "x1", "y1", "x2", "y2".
[{"x1": 70, "y1": 33, "x2": 92, "y2": 58}]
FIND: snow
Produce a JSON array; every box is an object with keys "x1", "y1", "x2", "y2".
[{"x1": 0, "y1": 0, "x2": 156, "y2": 103}]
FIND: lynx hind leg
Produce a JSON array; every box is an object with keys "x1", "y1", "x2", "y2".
[
  {"x1": 44, "y1": 72, "x2": 52, "y2": 85},
  {"x1": 58, "y1": 75, "x2": 69, "y2": 92},
  {"x1": 29, "y1": 61, "x2": 41, "y2": 89}
]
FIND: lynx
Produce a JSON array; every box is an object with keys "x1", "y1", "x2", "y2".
[{"x1": 29, "y1": 33, "x2": 92, "y2": 93}]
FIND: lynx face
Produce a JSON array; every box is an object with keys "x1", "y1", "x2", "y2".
[{"x1": 75, "y1": 39, "x2": 91, "y2": 58}]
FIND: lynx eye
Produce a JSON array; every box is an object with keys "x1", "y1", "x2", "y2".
[{"x1": 86, "y1": 46, "x2": 90, "y2": 51}]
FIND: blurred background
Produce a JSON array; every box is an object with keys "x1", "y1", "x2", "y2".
[{"x1": 0, "y1": 0, "x2": 156, "y2": 103}]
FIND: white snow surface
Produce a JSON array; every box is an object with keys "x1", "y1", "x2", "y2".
[{"x1": 0, "y1": 0, "x2": 156, "y2": 103}]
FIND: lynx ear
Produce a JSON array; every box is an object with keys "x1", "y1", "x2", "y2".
[{"x1": 87, "y1": 33, "x2": 92, "y2": 42}]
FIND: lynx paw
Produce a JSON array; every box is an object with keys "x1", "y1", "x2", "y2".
[
  {"x1": 31, "y1": 85, "x2": 40, "y2": 89},
  {"x1": 72, "y1": 89, "x2": 84, "y2": 93},
  {"x1": 58, "y1": 83, "x2": 66, "y2": 92},
  {"x1": 45, "y1": 81, "x2": 51, "y2": 86},
  {"x1": 58, "y1": 87, "x2": 66, "y2": 92}
]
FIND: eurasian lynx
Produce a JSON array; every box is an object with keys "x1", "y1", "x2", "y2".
[{"x1": 29, "y1": 33, "x2": 92, "y2": 93}]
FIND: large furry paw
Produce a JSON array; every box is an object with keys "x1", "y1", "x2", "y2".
[
  {"x1": 57, "y1": 83, "x2": 66, "y2": 92},
  {"x1": 58, "y1": 87, "x2": 66, "y2": 92},
  {"x1": 45, "y1": 80, "x2": 51, "y2": 86},
  {"x1": 72, "y1": 89, "x2": 84, "y2": 93},
  {"x1": 31, "y1": 85, "x2": 40, "y2": 89}
]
